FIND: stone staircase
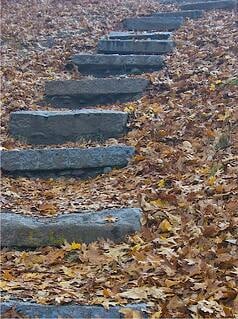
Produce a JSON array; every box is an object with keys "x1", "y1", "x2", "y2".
[{"x1": 1, "y1": 0, "x2": 236, "y2": 317}]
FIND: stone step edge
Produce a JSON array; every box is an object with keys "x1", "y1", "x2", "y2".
[
  {"x1": 151, "y1": 9, "x2": 204, "y2": 19},
  {"x1": 9, "y1": 110, "x2": 129, "y2": 145},
  {"x1": 1, "y1": 300, "x2": 148, "y2": 318},
  {"x1": 107, "y1": 31, "x2": 172, "y2": 40},
  {"x1": 71, "y1": 53, "x2": 165, "y2": 65},
  {"x1": 1, "y1": 145, "x2": 135, "y2": 173},
  {"x1": 122, "y1": 16, "x2": 184, "y2": 32},
  {"x1": 1, "y1": 208, "x2": 142, "y2": 247},
  {"x1": 180, "y1": 0, "x2": 237, "y2": 10},
  {"x1": 45, "y1": 78, "x2": 149, "y2": 96}
]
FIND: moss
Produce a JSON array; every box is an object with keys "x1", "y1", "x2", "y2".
[{"x1": 27, "y1": 230, "x2": 65, "y2": 246}]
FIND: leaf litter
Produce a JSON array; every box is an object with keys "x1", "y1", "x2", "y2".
[{"x1": 1, "y1": 0, "x2": 238, "y2": 317}]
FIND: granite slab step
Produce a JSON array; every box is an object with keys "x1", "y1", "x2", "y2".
[
  {"x1": 152, "y1": 10, "x2": 203, "y2": 19},
  {"x1": 1, "y1": 300, "x2": 147, "y2": 318},
  {"x1": 0, "y1": 145, "x2": 135, "y2": 178},
  {"x1": 9, "y1": 110, "x2": 128, "y2": 144},
  {"x1": 180, "y1": 0, "x2": 237, "y2": 10},
  {"x1": 45, "y1": 78, "x2": 149, "y2": 108},
  {"x1": 97, "y1": 39, "x2": 175, "y2": 55},
  {"x1": 71, "y1": 54, "x2": 165, "y2": 76},
  {"x1": 1, "y1": 208, "x2": 142, "y2": 247},
  {"x1": 108, "y1": 31, "x2": 171, "y2": 40},
  {"x1": 123, "y1": 16, "x2": 184, "y2": 31}
]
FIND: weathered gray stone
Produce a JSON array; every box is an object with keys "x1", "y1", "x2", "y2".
[
  {"x1": 71, "y1": 54, "x2": 165, "y2": 76},
  {"x1": 1, "y1": 208, "x2": 142, "y2": 247},
  {"x1": 180, "y1": 0, "x2": 237, "y2": 10},
  {"x1": 108, "y1": 31, "x2": 171, "y2": 40},
  {"x1": 97, "y1": 39, "x2": 174, "y2": 55},
  {"x1": 1, "y1": 145, "x2": 135, "y2": 178},
  {"x1": 45, "y1": 78, "x2": 149, "y2": 108},
  {"x1": 152, "y1": 10, "x2": 204, "y2": 19},
  {"x1": 123, "y1": 16, "x2": 184, "y2": 31},
  {"x1": 1, "y1": 301, "x2": 147, "y2": 318},
  {"x1": 9, "y1": 110, "x2": 128, "y2": 144}
]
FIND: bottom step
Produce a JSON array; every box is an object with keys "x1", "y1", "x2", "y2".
[
  {"x1": 1, "y1": 301, "x2": 147, "y2": 319},
  {"x1": 1, "y1": 208, "x2": 142, "y2": 247},
  {"x1": 0, "y1": 145, "x2": 134, "y2": 178}
]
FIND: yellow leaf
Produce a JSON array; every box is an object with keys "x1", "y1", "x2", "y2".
[
  {"x1": 159, "y1": 219, "x2": 172, "y2": 232},
  {"x1": 210, "y1": 83, "x2": 216, "y2": 91},
  {"x1": 215, "y1": 80, "x2": 222, "y2": 85},
  {"x1": 124, "y1": 104, "x2": 136, "y2": 113},
  {"x1": 157, "y1": 179, "x2": 165, "y2": 188},
  {"x1": 208, "y1": 176, "x2": 216, "y2": 186},
  {"x1": 131, "y1": 244, "x2": 141, "y2": 254},
  {"x1": 150, "y1": 198, "x2": 167, "y2": 208},
  {"x1": 0, "y1": 281, "x2": 8, "y2": 289},
  {"x1": 103, "y1": 288, "x2": 112, "y2": 298},
  {"x1": 69, "y1": 241, "x2": 81, "y2": 250},
  {"x1": 2, "y1": 270, "x2": 15, "y2": 281},
  {"x1": 215, "y1": 184, "x2": 224, "y2": 193},
  {"x1": 151, "y1": 311, "x2": 162, "y2": 319}
]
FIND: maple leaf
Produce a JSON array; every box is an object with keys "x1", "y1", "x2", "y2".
[
  {"x1": 157, "y1": 179, "x2": 165, "y2": 188},
  {"x1": 159, "y1": 219, "x2": 172, "y2": 232},
  {"x1": 69, "y1": 241, "x2": 81, "y2": 250},
  {"x1": 2, "y1": 270, "x2": 15, "y2": 281},
  {"x1": 150, "y1": 198, "x2": 168, "y2": 208}
]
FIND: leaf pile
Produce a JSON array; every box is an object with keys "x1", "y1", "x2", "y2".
[{"x1": 1, "y1": 0, "x2": 238, "y2": 317}]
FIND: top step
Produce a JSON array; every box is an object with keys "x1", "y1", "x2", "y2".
[
  {"x1": 180, "y1": 0, "x2": 237, "y2": 10},
  {"x1": 152, "y1": 10, "x2": 203, "y2": 19},
  {"x1": 108, "y1": 31, "x2": 171, "y2": 40},
  {"x1": 123, "y1": 16, "x2": 184, "y2": 31}
]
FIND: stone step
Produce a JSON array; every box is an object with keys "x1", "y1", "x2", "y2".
[
  {"x1": 123, "y1": 16, "x2": 184, "y2": 31},
  {"x1": 71, "y1": 54, "x2": 165, "y2": 76},
  {"x1": 152, "y1": 10, "x2": 203, "y2": 19},
  {"x1": 180, "y1": 0, "x2": 237, "y2": 10},
  {"x1": 1, "y1": 145, "x2": 135, "y2": 178},
  {"x1": 1, "y1": 208, "x2": 141, "y2": 247},
  {"x1": 97, "y1": 39, "x2": 175, "y2": 55},
  {"x1": 108, "y1": 31, "x2": 171, "y2": 40},
  {"x1": 1, "y1": 300, "x2": 147, "y2": 318},
  {"x1": 9, "y1": 110, "x2": 128, "y2": 144},
  {"x1": 45, "y1": 78, "x2": 149, "y2": 108}
]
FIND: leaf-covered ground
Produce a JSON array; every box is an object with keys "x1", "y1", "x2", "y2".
[{"x1": 1, "y1": 0, "x2": 238, "y2": 318}]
